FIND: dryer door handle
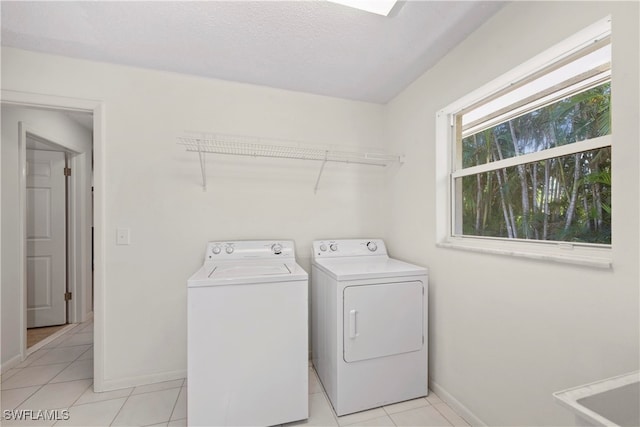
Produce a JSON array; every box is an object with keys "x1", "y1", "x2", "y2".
[{"x1": 349, "y1": 309, "x2": 358, "y2": 338}]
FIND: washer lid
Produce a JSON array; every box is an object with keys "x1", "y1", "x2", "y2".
[
  {"x1": 188, "y1": 262, "x2": 307, "y2": 287},
  {"x1": 210, "y1": 263, "x2": 291, "y2": 278},
  {"x1": 313, "y1": 257, "x2": 427, "y2": 281}
]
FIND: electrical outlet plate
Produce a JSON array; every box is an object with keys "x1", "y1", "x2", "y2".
[{"x1": 116, "y1": 228, "x2": 130, "y2": 245}]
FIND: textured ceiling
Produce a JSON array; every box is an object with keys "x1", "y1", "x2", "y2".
[{"x1": 1, "y1": 1, "x2": 504, "y2": 104}]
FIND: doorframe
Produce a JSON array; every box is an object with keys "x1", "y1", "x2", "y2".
[{"x1": 2, "y1": 90, "x2": 106, "y2": 391}]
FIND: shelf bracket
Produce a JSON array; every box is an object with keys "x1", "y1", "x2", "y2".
[
  {"x1": 197, "y1": 140, "x2": 207, "y2": 191},
  {"x1": 314, "y1": 151, "x2": 329, "y2": 194}
]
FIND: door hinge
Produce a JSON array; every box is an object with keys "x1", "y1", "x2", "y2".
[
  {"x1": 64, "y1": 292, "x2": 73, "y2": 301},
  {"x1": 64, "y1": 167, "x2": 71, "y2": 176}
]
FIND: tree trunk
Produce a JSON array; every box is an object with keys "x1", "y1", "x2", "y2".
[
  {"x1": 582, "y1": 187, "x2": 590, "y2": 231},
  {"x1": 543, "y1": 159, "x2": 551, "y2": 240},
  {"x1": 507, "y1": 200, "x2": 517, "y2": 238},
  {"x1": 593, "y1": 163, "x2": 603, "y2": 230},
  {"x1": 542, "y1": 123, "x2": 557, "y2": 240},
  {"x1": 529, "y1": 164, "x2": 539, "y2": 239},
  {"x1": 564, "y1": 153, "x2": 582, "y2": 231},
  {"x1": 594, "y1": 181, "x2": 603, "y2": 230},
  {"x1": 483, "y1": 172, "x2": 493, "y2": 230},
  {"x1": 475, "y1": 174, "x2": 482, "y2": 233},
  {"x1": 492, "y1": 130, "x2": 517, "y2": 238},
  {"x1": 509, "y1": 121, "x2": 530, "y2": 238},
  {"x1": 494, "y1": 168, "x2": 513, "y2": 238},
  {"x1": 473, "y1": 135, "x2": 482, "y2": 233}
]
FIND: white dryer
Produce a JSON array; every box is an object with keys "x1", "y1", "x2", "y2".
[
  {"x1": 311, "y1": 239, "x2": 428, "y2": 416},
  {"x1": 188, "y1": 240, "x2": 308, "y2": 426}
]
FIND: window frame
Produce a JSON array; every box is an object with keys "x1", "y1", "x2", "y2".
[{"x1": 435, "y1": 16, "x2": 613, "y2": 268}]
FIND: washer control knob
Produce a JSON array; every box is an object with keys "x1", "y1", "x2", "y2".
[
  {"x1": 212, "y1": 246, "x2": 221, "y2": 255},
  {"x1": 272, "y1": 243, "x2": 283, "y2": 255},
  {"x1": 367, "y1": 241, "x2": 378, "y2": 252},
  {"x1": 225, "y1": 245, "x2": 234, "y2": 254},
  {"x1": 329, "y1": 243, "x2": 338, "y2": 252},
  {"x1": 319, "y1": 244, "x2": 327, "y2": 252}
]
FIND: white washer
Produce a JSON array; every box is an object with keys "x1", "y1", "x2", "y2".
[
  {"x1": 188, "y1": 240, "x2": 308, "y2": 426},
  {"x1": 311, "y1": 239, "x2": 428, "y2": 416}
]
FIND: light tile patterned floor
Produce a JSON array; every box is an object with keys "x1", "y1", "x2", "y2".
[{"x1": 1, "y1": 319, "x2": 469, "y2": 426}]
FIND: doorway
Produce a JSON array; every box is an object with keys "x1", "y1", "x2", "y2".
[
  {"x1": 14, "y1": 109, "x2": 94, "y2": 357},
  {"x1": 25, "y1": 134, "x2": 73, "y2": 349},
  {"x1": 1, "y1": 91, "x2": 105, "y2": 391}
]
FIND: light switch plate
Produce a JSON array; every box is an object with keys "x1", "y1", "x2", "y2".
[{"x1": 116, "y1": 228, "x2": 130, "y2": 245}]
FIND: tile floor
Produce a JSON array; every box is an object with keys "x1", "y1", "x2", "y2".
[{"x1": 2, "y1": 319, "x2": 469, "y2": 427}]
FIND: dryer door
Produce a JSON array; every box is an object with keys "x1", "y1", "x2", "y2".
[{"x1": 343, "y1": 281, "x2": 424, "y2": 363}]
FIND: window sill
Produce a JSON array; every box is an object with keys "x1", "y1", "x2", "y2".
[{"x1": 437, "y1": 238, "x2": 612, "y2": 269}]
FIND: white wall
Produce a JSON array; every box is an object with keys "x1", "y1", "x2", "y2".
[
  {"x1": 1, "y1": 106, "x2": 93, "y2": 369},
  {"x1": 1, "y1": 48, "x2": 388, "y2": 387},
  {"x1": 2, "y1": 2, "x2": 638, "y2": 423},
  {"x1": 384, "y1": 2, "x2": 639, "y2": 426}
]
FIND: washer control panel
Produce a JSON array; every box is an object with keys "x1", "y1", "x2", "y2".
[
  {"x1": 313, "y1": 239, "x2": 387, "y2": 258},
  {"x1": 206, "y1": 240, "x2": 294, "y2": 261}
]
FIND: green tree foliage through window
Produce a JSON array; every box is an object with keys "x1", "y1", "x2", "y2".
[{"x1": 459, "y1": 82, "x2": 611, "y2": 244}]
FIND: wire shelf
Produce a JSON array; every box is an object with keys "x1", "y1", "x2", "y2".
[
  {"x1": 177, "y1": 133, "x2": 404, "y2": 192},
  {"x1": 178, "y1": 134, "x2": 401, "y2": 166}
]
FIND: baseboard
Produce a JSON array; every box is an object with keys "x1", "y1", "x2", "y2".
[
  {"x1": 82, "y1": 311, "x2": 94, "y2": 323},
  {"x1": 98, "y1": 369, "x2": 187, "y2": 392},
  {"x1": 1, "y1": 354, "x2": 23, "y2": 374},
  {"x1": 430, "y1": 380, "x2": 487, "y2": 427}
]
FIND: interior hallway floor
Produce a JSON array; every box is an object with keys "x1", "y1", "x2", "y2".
[
  {"x1": 1, "y1": 319, "x2": 469, "y2": 426},
  {"x1": 27, "y1": 325, "x2": 69, "y2": 349}
]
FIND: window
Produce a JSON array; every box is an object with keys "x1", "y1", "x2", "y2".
[{"x1": 436, "y1": 17, "x2": 612, "y2": 268}]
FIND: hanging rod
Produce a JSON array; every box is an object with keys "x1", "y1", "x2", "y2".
[{"x1": 177, "y1": 133, "x2": 404, "y2": 191}]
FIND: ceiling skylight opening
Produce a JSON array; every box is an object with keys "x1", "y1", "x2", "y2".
[{"x1": 327, "y1": 0, "x2": 399, "y2": 16}]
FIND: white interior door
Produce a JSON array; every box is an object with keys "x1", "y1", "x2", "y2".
[
  {"x1": 26, "y1": 149, "x2": 67, "y2": 328},
  {"x1": 343, "y1": 281, "x2": 424, "y2": 363}
]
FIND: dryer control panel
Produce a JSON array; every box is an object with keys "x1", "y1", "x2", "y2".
[{"x1": 312, "y1": 239, "x2": 387, "y2": 258}]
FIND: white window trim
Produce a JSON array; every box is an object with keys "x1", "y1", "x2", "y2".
[{"x1": 435, "y1": 16, "x2": 612, "y2": 269}]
